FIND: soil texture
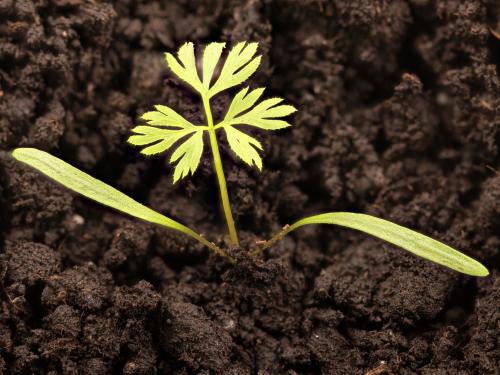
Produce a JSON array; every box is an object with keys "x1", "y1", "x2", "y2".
[{"x1": 0, "y1": 0, "x2": 499, "y2": 374}]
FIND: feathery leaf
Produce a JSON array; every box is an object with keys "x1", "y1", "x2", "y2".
[
  {"x1": 127, "y1": 126, "x2": 196, "y2": 156},
  {"x1": 164, "y1": 42, "x2": 260, "y2": 98},
  {"x1": 208, "y1": 42, "x2": 261, "y2": 97},
  {"x1": 202, "y1": 42, "x2": 225, "y2": 90},
  {"x1": 170, "y1": 131, "x2": 204, "y2": 183},
  {"x1": 141, "y1": 105, "x2": 196, "y2": 129},
  {"x1": 224, "y1": 125, "x2": 263, "y2": 170},
  {"x1": 165, "y1": 42, "x2": 203, "y2": 93},
  {"x1": 224, "y1": 87, "x2": 265, "y2": 121},
  {"x1": 227, "y1": 96, "x2": 297, "y2": 130}
]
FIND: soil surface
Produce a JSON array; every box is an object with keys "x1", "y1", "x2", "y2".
[{"x1": 0, "y1": 0, "x2": 499, "y2": 374}]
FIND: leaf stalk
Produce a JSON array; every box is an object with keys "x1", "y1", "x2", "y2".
[{"x1": 250, "y1": 224, "x2": 291, "y2": 256}]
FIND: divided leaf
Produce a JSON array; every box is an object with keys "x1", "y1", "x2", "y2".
[
  {"x1": 140, "y1": 42, "x2": 295, "y2": 178},
  {"x1": 165, "y1": 42, "x2": 203, "y2": 93},
  {"x1": 170, "y1": 131, "x2": 204, "y2": 183},
  {"x1": 224, "y1": 88, "x2": 297, "y2": 130},
  {"x1": 208, "y1": 42, "x2": 261, "y2": 97},
  {"x1": 128, "y1": 104, "x2": 199, "y2": 156},
  {"x1": 128, "y1": 126, "x2": 196, "y2": 156},
  {"x1": 128, "y1": 104, "x2": 205, "y2": 181},
  {"x1": 224, "y1": 125, "x2": 263, "y2": 170},
  {"x1": 129, "y1": 126, "x2": 205, "y2": 183},
  {"x1": 202, "y1": 42, "x2": 225, "y2": 90},
  {"x1": 141, "y1": 105, "x2": 196, "y2": 128},
  {"x1": 216, "y1": 86, "x2": 296, "y2": 169},
  {"x1": 165, "y1": 41, "x2": 260, "y2": 98},
  {"x1": 224, "y1": 86, "x2": 265, "y2": 121}
]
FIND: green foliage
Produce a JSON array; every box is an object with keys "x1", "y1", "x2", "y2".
[
  {"x1": 169, "y1": 131, "x2": 204, "y2": 182},
  {"x1": 214, "y1": 87, "x2": 296, "y2": 168},
  {"x1": 206, "y1": 42, "x2": 261, "y2": 97},
  {"x1": 10, "y1": 41, "x2": 489, "y2": 278},
  {"x1": 127, "y1": 105, "x2": 203, "y2": 181},
  {"x1": 141, "y1": 105, "x2": 197, "y2": 128},
  {"x1": 164, "y1": 42, "x2": 204, "y2": 94},
  {"x1": 224, "y1": 125, "x2": 263, "y2": 170},
  {"x1": 251, "y1": 213, "x2": 489, "y2": 277},
  {"x1": 220, "y1": 88, "x2": 297, "y2": 130},
  {"x1": 130, "y1": 41, "x2": 295, "y2": 182},
  {"x1": 164, "y1": 41, "x2": 261, "y2": 98},
  {"x1": 11, "y1": 148, "x2": 230, "y2": 260}
]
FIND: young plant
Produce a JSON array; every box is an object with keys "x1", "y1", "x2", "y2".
[{"x1": 12, "y1": 42, "x2": 488, "y2": 277}]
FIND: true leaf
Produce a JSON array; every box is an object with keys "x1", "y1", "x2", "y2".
[
  {"x1": 128, "y1": 126, "x2": 196, "y2": 156},
  {"x1": 224, "y1": 125, "x2": 263, "y2": 170},
  {"x1": 165, "y1": 42, "x2": 203, "y2": 93},
  {"x1": 224, "y1": 86, "x2": 265, "y2": 122},
  {"x1": 202, "y1": 42, "x2": 225, "y2": 90},
  {"x1": 165, "y1": 41, "x2": 260, "y2": 99},
  {"x1": 208, "y1": 42, "x2": 261, "y2": 97},
  {"x1": 170, "y1": 131, "x2": 204, "y2": 183},
  {"x1": 227, "y1": 96, "x2": 297, "y2": 130},
  {"x1": 216, "y1": 86, "x2": 296, "y2": 170},
  {"x1": 141, "y1": 105, "x2": 197, "y2": 129}
]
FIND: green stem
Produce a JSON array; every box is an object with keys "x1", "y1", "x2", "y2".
[
  {"x1": 202, "y1": 95, "x2": 239, "y2": 246},
  {"x1": 183, "y1": 227, "x2": 235, "y2": 263},
  {"x1": 249, "y1": 224, "x2": 292, "y2": 256}
]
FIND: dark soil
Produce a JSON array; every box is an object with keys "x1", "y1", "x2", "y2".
[{"x1": 0, "y1": 0, "x2": 499, "y2": 374}]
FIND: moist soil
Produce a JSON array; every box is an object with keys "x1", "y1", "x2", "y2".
[{"x1": 0, "y1": 1, "x2": 499, "y2": 374}]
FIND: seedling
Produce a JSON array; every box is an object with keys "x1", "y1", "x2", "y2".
[{"x1": 12, "y1": 42, "x2": 488, "y2": 277}]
